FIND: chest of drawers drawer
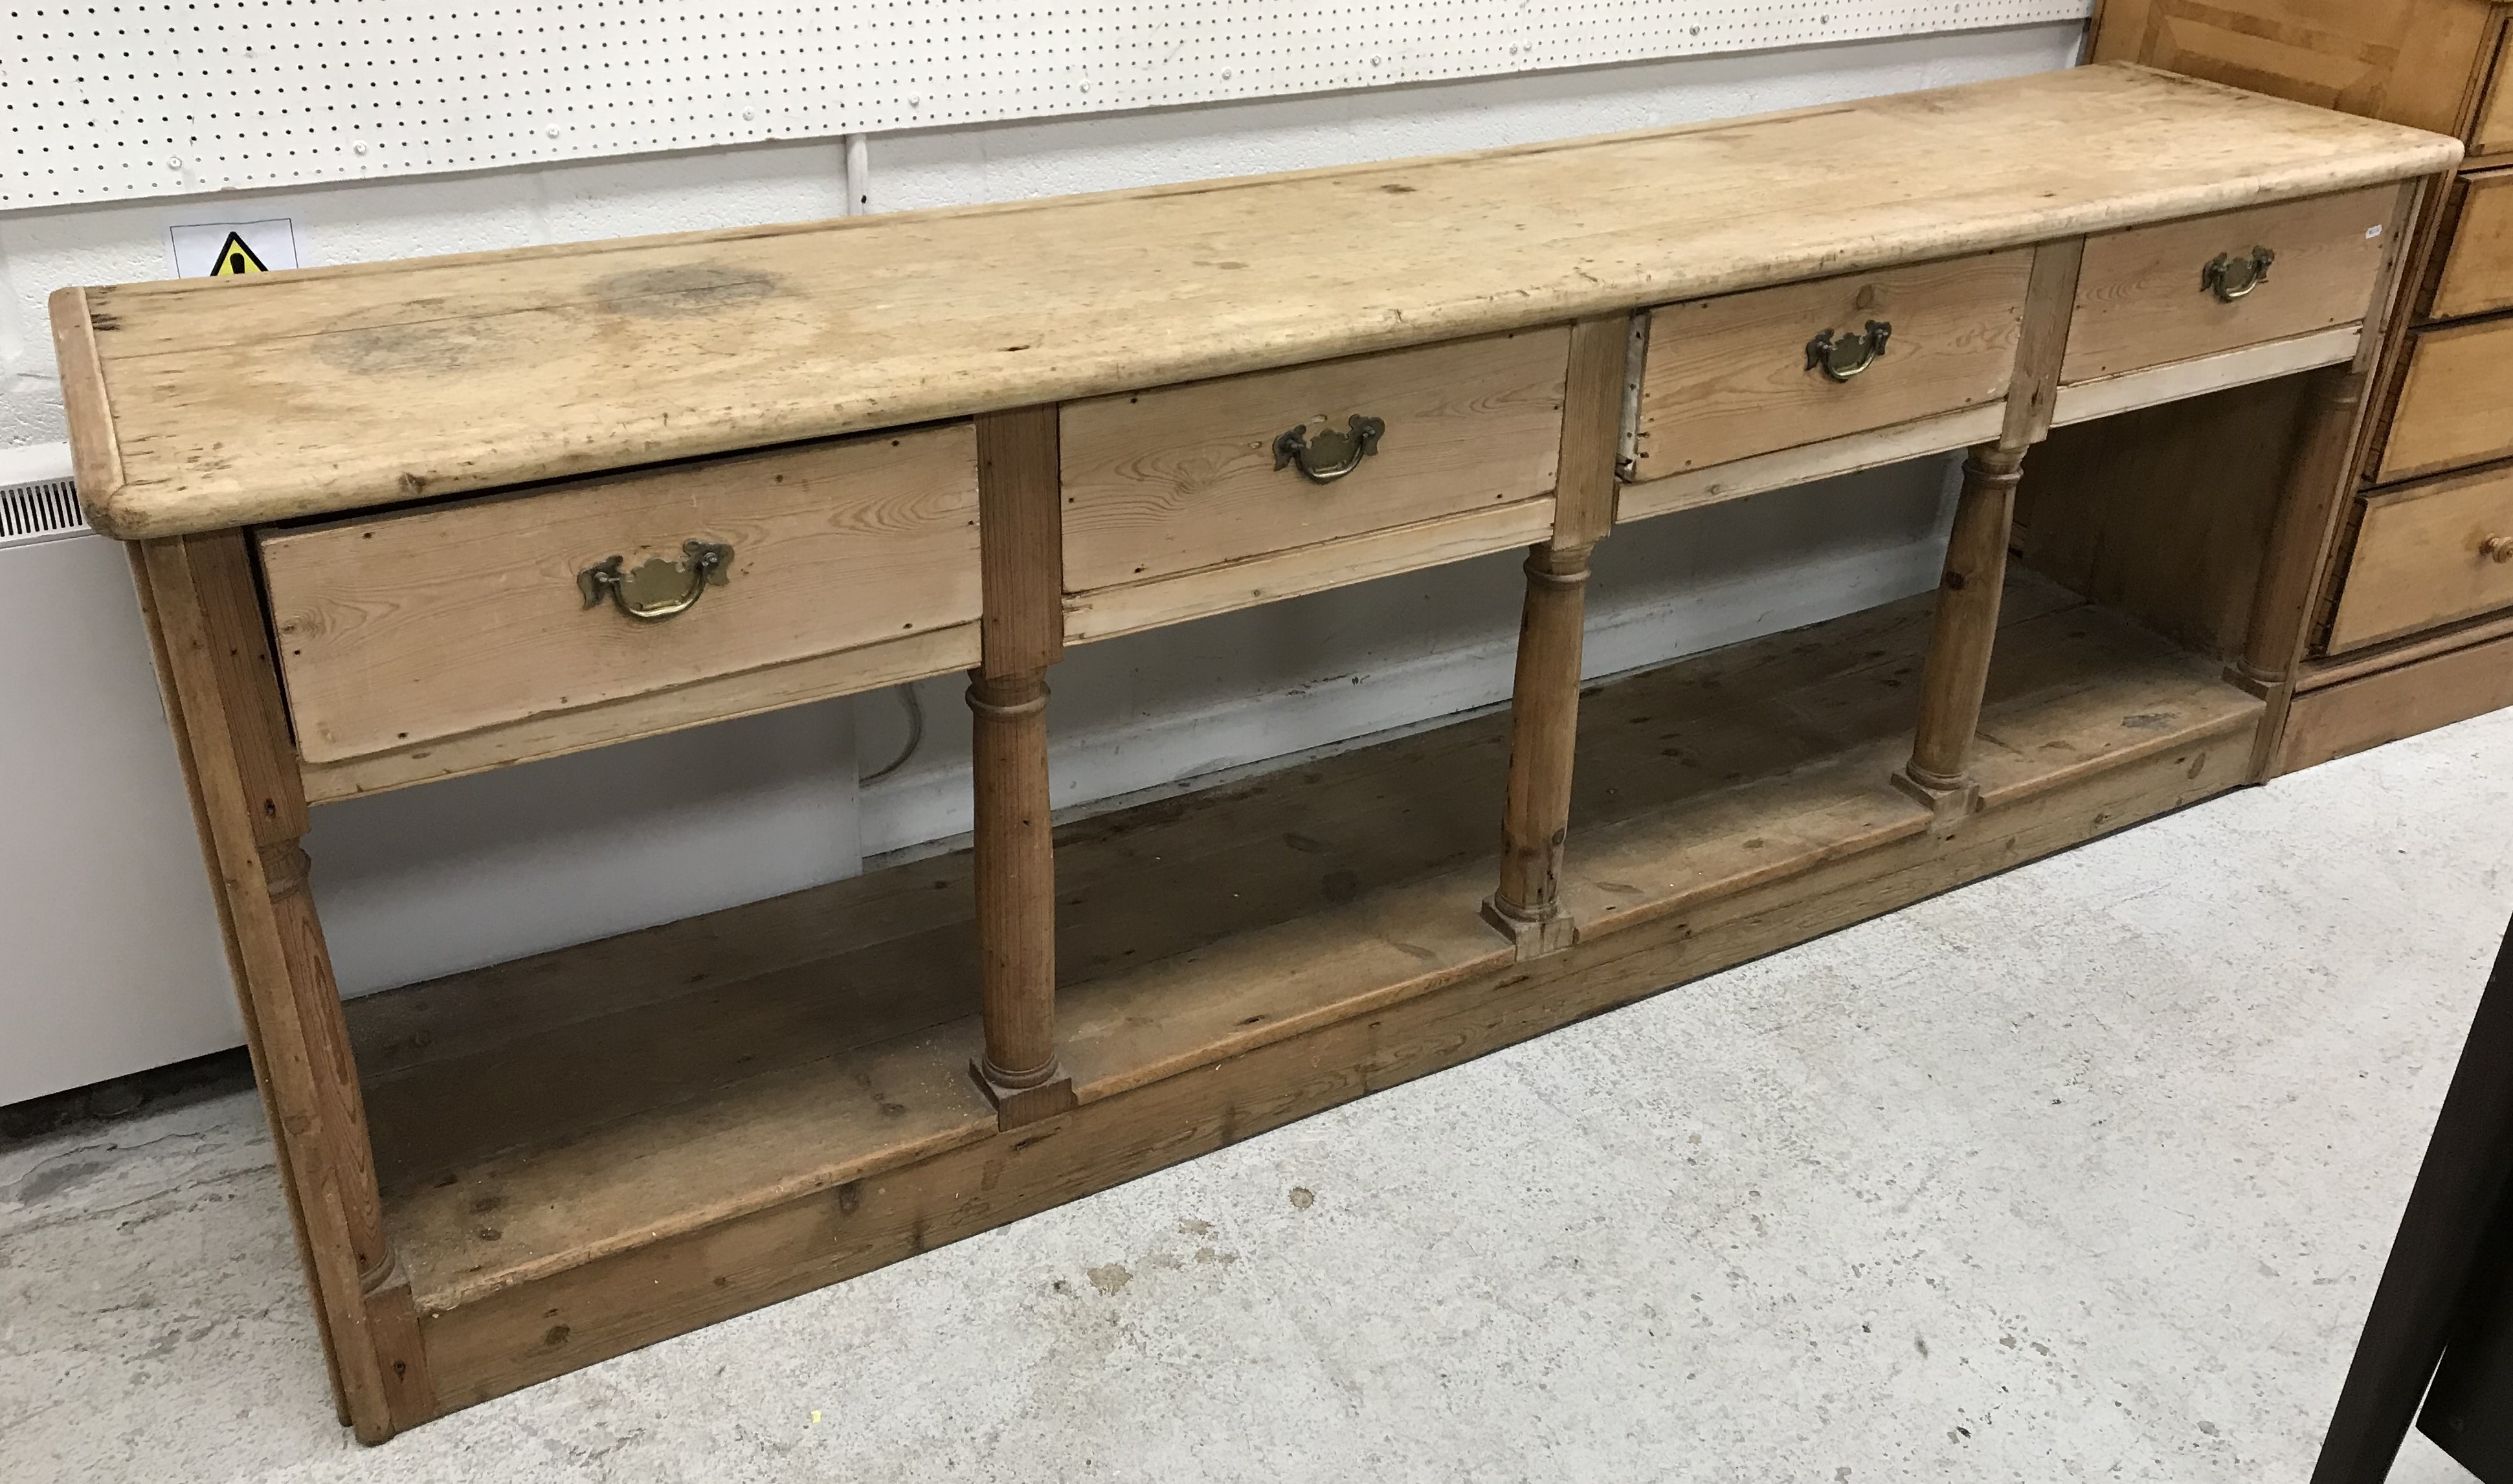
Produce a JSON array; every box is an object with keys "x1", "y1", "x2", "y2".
[
  {"x1": 259, "y1": 425, "x2": 982, "y2": 762},
  {"x1": 2475, "y1": 30, "x2": 2513, "y2": 158},
  {"x1": 2428, "y1": 169, "x2": 2513, "y2": 321},
  {"x1": 2062, "y1": 188, "x2": 2393, "y2": 384},
  {"x1": 2328, "y1": 463, "x2": 2513, "y2": 653},
  {"x1": 1625, "y1": 250, "x2": 2031, "y2": 482},
  {"x1": 2373, "y1": 317, "x2": 2513, "y2": 483},
  {"x1": 1058, "y1": 329, "x2": 1569, "y2": 612}
]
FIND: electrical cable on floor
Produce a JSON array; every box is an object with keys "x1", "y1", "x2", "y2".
[{"x1": 862, "y1": 683, "x2": 924, "y2": 783}]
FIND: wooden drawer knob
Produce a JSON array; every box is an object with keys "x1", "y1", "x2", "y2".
[
  {"x1": 1805, "y1": 319, "x2": 1892, "y2": 382},
  {"x1": 2202, "y1": 246, "x2": 2276, "y2": 303},
  {"x1": 2484, "y1": 535, "x2": 2513, "y2": 566}
]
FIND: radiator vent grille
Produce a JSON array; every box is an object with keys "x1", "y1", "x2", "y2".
[{"x1": 0, "y1": 478, "x2": 88, "y2": 546}]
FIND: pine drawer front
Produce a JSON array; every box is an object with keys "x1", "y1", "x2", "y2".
[
  {"x1": 2062, "y1": 188, "x2": 2393, "y2": 384},
  {"x1": 1058, "y1": 329, "x2": 1569, "y2": 597},
  {"x1": 2327, "y1": 465, "x2": 2513, "y2": 653},
  {"x1": 2477, "y1": 30, "x2": 2513, "y2": 157},
  {"x1": 1627, "y1": 250, "x2": 2031, "y2": 481},
  {"x1": 260, "y1": 425, "x2": 982, "y2": 764},
  {"x1": 2375, "y1": 316, "x2": 2513, "y2": 482},
  {"x1": 2431, "y1": 169, "x2": 2513, "y2": 320}
]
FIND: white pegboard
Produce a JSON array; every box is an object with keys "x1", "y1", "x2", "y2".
[{"x1": 3, "y1": 1, "x2": 2091, "y2": 208}]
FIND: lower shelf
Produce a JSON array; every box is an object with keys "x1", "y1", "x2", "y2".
[{"x1": 346, "y1": 571, "x2": 2262, "y2": 1415}]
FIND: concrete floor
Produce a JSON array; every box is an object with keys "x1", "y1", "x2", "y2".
[{"x1": 7, "y1": 711, "x2": 2513, "y2": 1482}]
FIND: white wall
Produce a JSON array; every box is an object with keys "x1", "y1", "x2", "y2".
[{"x1": 0, "y1": 23, "x2": 2081, "y2": 1021}]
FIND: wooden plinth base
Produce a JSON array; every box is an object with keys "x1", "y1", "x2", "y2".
[
  {"x1": 1889, "y1": 767, "x2": 1983, "y2": 836},
  {"x1": 341, "y1": 572, "x2": 2259, "y2": 1428},
  {"x1": 1480, "y1": 895, "x2": 1578, "y2": 959},
  {"x1": 970, "y1": 1060, "x2": 1078, "y2": 1129}
]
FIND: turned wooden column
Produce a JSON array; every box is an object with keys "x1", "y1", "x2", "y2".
[
  {"x1": 1483, "y1": 314, "x2": 1625, "y2": 959},
  {"x1": 1485, "y1": 541, "x2": 1592, "y2": 955},
  {"x1": 2224, "y1": 180, "x2": 2424, "y2": 777},
  {"x1": 1892, "y1": 238, "x2": 2084, "y2": 831},
  {"x1": 1895, "y1": 443, "x2": 2026, "y2": 821},
  {"x1": 968, "y1": 669, "x2": 1059, "y2": 1096},
  {"x1": 968, "y1": 405, "x2": 1077, "y2": 1127},
  {"x1": 133, "y1": 531, "x2": 431, "y2": 1443}
]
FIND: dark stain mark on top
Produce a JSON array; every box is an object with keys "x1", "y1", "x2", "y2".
[
  {"x1": 315, "y1": 318, "x2": 505, "y2": 377},
  {"x1": 590, "y1": 263, "x2": 783, "y2": 318}
]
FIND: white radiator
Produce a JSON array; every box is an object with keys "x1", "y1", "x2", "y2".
[
  {"x1": 0, "y1": 445, "x2": 867, "y2": 1102},
  {"x1": 0, "y1": 452, "x2": 238, "y2": 1103}
]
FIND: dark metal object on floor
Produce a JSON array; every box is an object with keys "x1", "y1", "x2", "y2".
[{"x1": 2313, "y1": 914, "x2": 2513, "y2": 1483}]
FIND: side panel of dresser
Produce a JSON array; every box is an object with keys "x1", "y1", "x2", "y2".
[{"x1": 2307, "y1": 8, "x2": 2513, "y2": 764}]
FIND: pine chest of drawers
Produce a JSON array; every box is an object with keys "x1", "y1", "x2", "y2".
[{"x1": 2090, "y1": 0, "x2": 2513, "y2": 769}]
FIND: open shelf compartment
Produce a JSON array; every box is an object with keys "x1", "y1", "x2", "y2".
[{"x1": 347, "y1": 570, "x2": 2262, "y2": 1406}]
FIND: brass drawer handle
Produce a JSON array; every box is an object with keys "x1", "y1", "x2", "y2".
[
  {"x1": 2203, "y1": 247, "x2": 2276, "y2": 303},
  {"x1": 578, "y1": 539, "x2": 734, "y2": 621},
  {"x1": 1806, "y1": 320, "x2": 1892, "y2": 382},
  {"x1": 1273, "y1": 414, "x2": 1385, "y2": 484},
  {"x1": 2485, "y1": 535, "x2": 2513, "y2": 565}
]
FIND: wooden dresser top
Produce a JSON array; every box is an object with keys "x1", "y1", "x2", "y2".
[{"x1": 52, "y1": 63, "x2": 2461, "y2": 539}]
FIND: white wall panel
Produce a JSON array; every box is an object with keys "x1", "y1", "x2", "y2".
[
  {"x1": 0, "y1": 534, "x2": 236, "y2": 1102},
  {"x1": 5, "y1": 0, "x2": 2090, "y2": 207}
]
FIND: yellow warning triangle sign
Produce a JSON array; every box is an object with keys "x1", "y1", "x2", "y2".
[{"x1": 208, "y1": 231, "x2": 269, "y2": 276}]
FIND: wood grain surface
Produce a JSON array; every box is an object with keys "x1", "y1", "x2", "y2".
[
  {"x1": 2378, "y1": 316, "x2": 2513, "y2": 482},
  {"x1": 1059, "y1": 329, "x2": 1565, "y2": 592},
  {"x1": 2475, "y1": 30, "x2": 2513, "y2": 156},
  {"x1": 1060, "y1": 499, "x2": 1556, "y2": 643},
  {"x1": 295, "y1": 622, "x2": 978, "y2": 801},
  {"x1": 2431, "y1": 169, "x2": 2513, "y2": 320},
  {"x1": 352, "y1": 573, "x2": 2259, "y2": 1413},
  {"x1": 2062, "y1": 187, "x2": 2395, "y2": 382},
  {"x1": 47, "y1": 65, "x2": 2459, "y2": 539},
  {"x1": 2279, "y1": 627, "x2": 2513, "y2": 771},
  {"x1": 1630, "y1": 250, "x2": 2029, "y2": 478},
  {"x1": 2090, "y1": 0, "x2": 2496, "y2": 138},
  {"x1": 2329, "y1": 465, "x2": 2513, "y2": 652},
  {"x1": 259, "y1": 424, "x2": 979, "y2": 762}
]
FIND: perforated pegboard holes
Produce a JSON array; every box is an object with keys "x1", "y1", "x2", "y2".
[{"x1": 5, "y1": 2, "x2": 2092, "y2": 208}]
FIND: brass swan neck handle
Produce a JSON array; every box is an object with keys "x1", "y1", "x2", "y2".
[{"x1": 578, "y1": 540, "x2": 734, "y2": 621}]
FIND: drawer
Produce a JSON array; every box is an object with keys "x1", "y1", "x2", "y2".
[
  {"x1": 1058, "y1": 329, "x2": 1568, "y2": 595},
  {"x1": 2477, "y1": 30, "x2": 2513, "y2": 158},
  {"x1": 2062, "y1": 187, "x2": 2393, "y2": 384},
  {"x1": 2431, "y1": 169, "x2": 2513, "y2": 321},
  {"x1": 1627, "y1": 249, "x2": 2031, "y2": 481},
  {"x1": 2375, "y1": 316, "x2": 2513, "y2": 483},
  {"x1": 2327, "y1": 465, "x2": 2513, "y2": 653},
  {"x1": 260, "y1": 425, "x2": 981, "y2": 762}
]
